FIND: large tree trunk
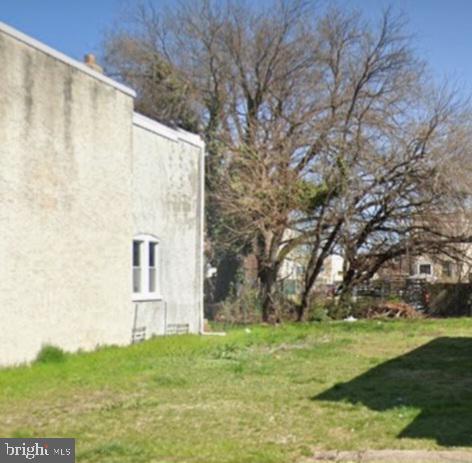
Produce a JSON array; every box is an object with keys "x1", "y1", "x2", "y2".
[
  {"x1": 296, "y1": 290, "x2": 310, "y2": 322},
  {"x1": 297, "y1": 221, "x2": 345, "y2": 321},
  {"x1": 296, "y1": 270, "x2": 319, "y2": 321},
  {"x1": 258, "y1": 266, "x2": 278, "y2": 322},
  {"x1": 337, "y1": 267, "x2": 356, "y2": 301}
]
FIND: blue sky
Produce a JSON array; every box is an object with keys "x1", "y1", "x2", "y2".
[{"x1": 1, "y1": 0, "x2": 472, "y2": 96}]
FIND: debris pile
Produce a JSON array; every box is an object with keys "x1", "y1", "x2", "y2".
[{"x1": 357, "y1": 301, "x2": 423, "y2": 319}]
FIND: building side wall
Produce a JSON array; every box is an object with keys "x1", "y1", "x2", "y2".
[
  {"x1": 0, "y1": 31, "x2": 135, "y2": 365},
  {"x1": 132, "y1": 122, "x2": 203, "y2": 335}
]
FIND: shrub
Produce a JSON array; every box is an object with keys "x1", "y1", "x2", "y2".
[
  {"x1": 214, "y1": 281, "x2": 264, "y2": 324},
  {"x1": 35, "y1": 344, "x2": 66, "y2": 364},
  {"x1": 427, "y1": 283, "x2": 472, "y2": 317},
  {"x1": 326, "y1": 298, "x2": 352, "y2": 320},
  {"x1": 309, "y1": 304, "x2": 330, "y2": 322},
  {"x1": 271, "y1": 292, "x2": 298, "y2": 322}
]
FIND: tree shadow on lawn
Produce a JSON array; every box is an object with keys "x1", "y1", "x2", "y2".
[{"x1": 313, "y1": 337, "x2": 472, "y2": 446}]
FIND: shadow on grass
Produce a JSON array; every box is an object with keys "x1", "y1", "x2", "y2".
[{"x1": 313, "y1": 337, "x2": 472, "y2": 446}]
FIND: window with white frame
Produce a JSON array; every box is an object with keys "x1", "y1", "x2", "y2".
[
  {"x1": 418, "y1": 263, "x2": 432, "y2": 276},
  {"x1": 132, "y1": 235, "x2": 160, "y2": 300}
]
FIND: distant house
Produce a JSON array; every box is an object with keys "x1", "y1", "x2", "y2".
[
  {"x1": 278, "y1": 247, "x2": 343, "y2": 296},
  {"x1": 379, "y1": 254, "x2": 471, "y2": 284},
  {"x1": 315, "y1": 255, "x2": 344, "y2": 287},
  {"x1": 0, "y1": 22, "x2": 204, "y2": 365},
  {"x1": 377, "y1": 212, "x2": 472, "y2": 284},
  {"x1": 408, "y1": 256, "x2": 457, "y2": 282}
]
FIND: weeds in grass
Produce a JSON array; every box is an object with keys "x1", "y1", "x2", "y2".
[
  {"x1": 10, "y1": 429, "x2": 35, "y2": 438},
  {"x1": 34, "y1": 345, "x2": 66, "y2": 364},
  {"x1": 213, "y1": 342, "x2": 243, "y2": 360}
]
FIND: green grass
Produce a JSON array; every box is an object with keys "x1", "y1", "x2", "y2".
[
  {"x1": 35, "y1": 344, "x2": 66, "y2": 364},
  {"x1": 2, "y1": 319, "x2": 472, "y2": 462}
]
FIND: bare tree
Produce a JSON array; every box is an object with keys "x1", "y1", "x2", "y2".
[
  {"x1": 104, "y1": 0, "x2": 327, "y2": 319},
  {"x1": 103, "y1": 1, "x2": 472, "y2": 321},
  {"x1": 335, "y1": 90, "x2": 472, "y2": 297},
  {"x1": 103, "y1": 3, "x2": 201, "y2": 131}
]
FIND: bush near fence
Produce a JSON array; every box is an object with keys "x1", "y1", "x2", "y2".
[{"x1": 427, "y1": 283, "x2": 472, "y2": 317}]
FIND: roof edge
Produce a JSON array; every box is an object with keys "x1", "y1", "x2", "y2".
[
  {"x1": 0, "y1": 21, "x2": 136, "y2": 98},
  {"x1": 133, "y1": 113, "x2": 205, "y2": 149}
]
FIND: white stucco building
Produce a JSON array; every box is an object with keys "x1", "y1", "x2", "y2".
[{"x1": 0, "y1": 22, "x2": 204, "y2": 365}]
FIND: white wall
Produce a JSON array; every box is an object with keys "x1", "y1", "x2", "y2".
[
  {"x1": 0, "y1": 25, "x2": 136, "y2": 365},
  {"x1": 132, "y1": 115, "x2": 204, "y2": 335},
  {"x1": 0, "y1": 23, "x2": 205, "y2": 365}
]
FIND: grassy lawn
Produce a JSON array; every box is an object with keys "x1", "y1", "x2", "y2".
[{"x1": 2, "y1": 319, "x2": 472, "y2": 462}]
